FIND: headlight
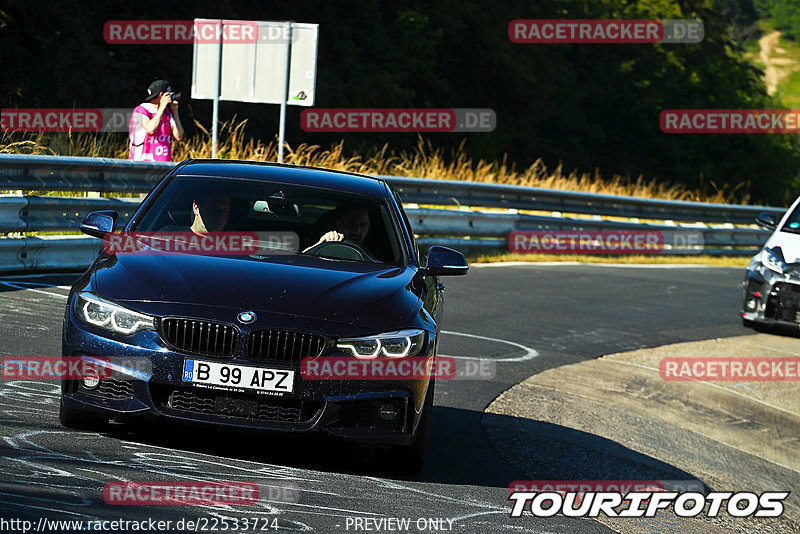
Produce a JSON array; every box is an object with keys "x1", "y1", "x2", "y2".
[
  {"x1": 762, "y1": 248, "x2": 790, "y2": 274},
  {"x1": 336, "y1": 329, "x2": 426, "y2": 359},
  {"x1": 74, "y1": 292, "x2": 155, "y2": 335}
]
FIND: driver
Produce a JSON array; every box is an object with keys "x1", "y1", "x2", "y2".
[{"x1": 304, "y1": 205, "x2": 371, "y2": 252}]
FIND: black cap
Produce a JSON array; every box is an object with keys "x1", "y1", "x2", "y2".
[{"x1": 144, "y1": 80, "x2": 171, "y2": 102}]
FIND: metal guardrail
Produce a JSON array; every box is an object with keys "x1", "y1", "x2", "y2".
[
  {"x1": 0, "y1": 235, "x2": 103, "y2": 272},
  {"x1": 0, "y1": 154, "x2": 171, "y2": 193},
  {"x1": 0, "y1": 195, "x2": 140, "y2": 232},
  {"x1": 0, "y1": 198, "x2": 772, "y2": 248},
  {"x1": 0, "y1": 154, "x2": 784, "y2": 223},
  {"x1": 0, "y1": 154, "x2": 783, "y2": 273},
  {"x1": 388, "y1": 178, "x2": 777, "y2": 225},
  {"x1": 408, "y1": 208, "x2": 768, "y2": 247}
]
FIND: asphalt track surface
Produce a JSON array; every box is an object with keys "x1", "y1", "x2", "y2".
[{"x1": 0, "y1": 264, "x2": 748, "y2": 533}]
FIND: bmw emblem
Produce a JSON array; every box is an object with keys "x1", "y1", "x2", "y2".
[{"x1": 237, "y1": 311, "x2": 256, "y2": 324}]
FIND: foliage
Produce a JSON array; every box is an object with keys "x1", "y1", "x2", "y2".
[
  {"x1": 756, "y1": 0, "x2": 800, "y2": 40},
  {"x1": 1, "y1": 0, "x2": 799, "y2": 205}
]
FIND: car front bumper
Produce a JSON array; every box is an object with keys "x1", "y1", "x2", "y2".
[
  {"x1": 61, "y1": 306, "x2": 433, "y2": 446},
  {"x1": 741, "y1": 263, "x2": 800, "y2": 330}
]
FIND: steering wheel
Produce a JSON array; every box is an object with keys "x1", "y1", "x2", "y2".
[{"x1": 304, "y1": 239, "x2": 377, "y2": 262}]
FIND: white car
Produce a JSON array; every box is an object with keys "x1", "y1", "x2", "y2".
[{"x1": 741, "y1": 197, "x2": 800, "y2": 329}]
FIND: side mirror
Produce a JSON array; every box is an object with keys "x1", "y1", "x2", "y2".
[
  {"x1": 424, "y1": 246, "x2": 469, "y2": 276},
  {"x1": 80, "y1": 210, "x2": 118, "y2": 238},
  {"x1": 756, "y1": 212, "x2": 778, "y2": 230}
]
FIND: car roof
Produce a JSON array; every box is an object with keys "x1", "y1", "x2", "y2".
[{"x1": 173, "y1": 159, "x2": 388, "y2": 198}]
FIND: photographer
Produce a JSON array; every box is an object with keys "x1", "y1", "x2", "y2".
[{"x1": 128, "y1": 79, "x2": 185, "y2": 162}]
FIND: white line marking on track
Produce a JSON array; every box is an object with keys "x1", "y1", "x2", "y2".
[
  {"x1": 472, "y1": 261, "x2": 582, "y2": 268},
  {"x1": 0, "y1": 273, "x2": 80, "y2": 279},
  {"x1": 0, "y1": 280, "x2": 71, "y2": 289},
  {"x1": 439, "y1": 331, "x2": 539, "y2": 362},
  {"x1": 0, "y1": 281, "x2": 68, "y2": 299}
]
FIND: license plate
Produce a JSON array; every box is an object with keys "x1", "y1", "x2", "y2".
[{"x1": 182, "y1": 359, "x2": 294, "y2": 393}]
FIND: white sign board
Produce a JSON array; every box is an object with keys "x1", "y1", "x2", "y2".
[{"x1": 191, "y1": 20, "x2": 318, "y2": 106}]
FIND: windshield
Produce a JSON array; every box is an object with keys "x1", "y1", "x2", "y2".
[
  {"x1": 132, "y1": 175, "x2": 404, "y2": 265},
  {"x1": 779, "y1": 202, "x2": 800, "y2": 234}
]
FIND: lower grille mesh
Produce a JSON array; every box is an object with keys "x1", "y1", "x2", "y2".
[
  {"x1": 767, "y1": 283, "x2": 800, "y2": 322},
  {"x1": 78, "y1": 378, "x2": 134, "y2": 399},
  {"x1": 163, "y1": 387, "x2": 318, "y2": 423}
]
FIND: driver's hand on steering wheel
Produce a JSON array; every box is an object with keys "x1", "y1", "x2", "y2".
[{"x1": 303, "y1": 231, "x2": 344, "y2": 253}]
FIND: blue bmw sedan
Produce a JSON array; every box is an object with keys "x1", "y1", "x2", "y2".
[{"x1": 60, "y1": 159, "x2": 468, "y2": 472}]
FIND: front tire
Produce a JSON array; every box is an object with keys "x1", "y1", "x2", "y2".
[{"x1": 384, "y1": 379, "x2": 435, "y2": 474}]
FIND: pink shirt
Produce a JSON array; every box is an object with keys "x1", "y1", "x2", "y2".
[{"x1": 129, "y1": 103, "x2": 176, "y2": 162}]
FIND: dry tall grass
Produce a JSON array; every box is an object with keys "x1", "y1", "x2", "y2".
[{"x1": 1, "y1": 119, "x2": 748, "y2": 203}]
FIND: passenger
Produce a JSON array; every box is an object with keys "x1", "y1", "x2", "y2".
[{"x1": 190, "y1": 194, "x2": 230, "y2": 234}]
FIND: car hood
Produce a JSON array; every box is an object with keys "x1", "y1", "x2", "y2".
[
  {"x1": 765, "y1": 231, "x2": 800, "y2": 263},
  {"x1": 92, "y1": 253, "x2": 420, "y2": 331}
]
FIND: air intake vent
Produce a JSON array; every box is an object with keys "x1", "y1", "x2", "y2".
[
  {"x1": 78, "y1": 378, "x2": 135, "y2": 400},
  {"x1": 160, "y1": 318, "x2": 238, "y2": 357},
  {"x1": 163, "y1": 387, "x2": 321, "y2": 423},
  {"x1": 247, "y1": 329, "x2": 326, "y2": 365}
]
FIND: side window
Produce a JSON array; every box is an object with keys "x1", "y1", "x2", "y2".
[{"x1": 391, "y1": 187, "x2": 420, "y2": 263}]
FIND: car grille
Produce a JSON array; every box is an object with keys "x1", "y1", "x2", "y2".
[
  {"x1": 767, "y1": 283, "x2": 800, "y2": 322},
  {"x1": 247, "y1": 329, "x2": 327, "y2": 365},
  {"x1": 160, "y1": 318, "x2": 238, "y2": 357},
  {"x1": 78, "y1": 378, "x2": 135, "y2": 400},
  {"x1": 162, "y1": 387, "x2": 319, "y2": 423}
]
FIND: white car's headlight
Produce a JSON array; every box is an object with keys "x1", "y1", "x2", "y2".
[
  {"x1": 762, "y1": 248, "x2": 790, "y2": 274},
  {"x1": 336, "y1": 329, "x2": 426, "y2": 359},
  {"x1": 75, "y1": 292, "x2": 155, "y2": 335}
]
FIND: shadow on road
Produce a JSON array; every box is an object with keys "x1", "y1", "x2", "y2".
[{"x1": 99, "y1": 404, "x2": 702, "y2": 492}]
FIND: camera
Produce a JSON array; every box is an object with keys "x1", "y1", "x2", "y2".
[{"x1": 169, "y1": 92, "x2": 181, "y2": 102}]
